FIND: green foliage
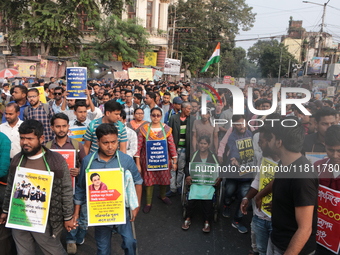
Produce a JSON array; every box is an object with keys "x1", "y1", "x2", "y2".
[
  {"x1": 173, "y1": 0, "x2": 256, "y2": 77},
  {"x1": 77, "y1": 48, "x2": 96, "y2": 75},
  {"x1": 90, "y1": 15, "x2": 150, "y2": 63},
  {"x1": 247, "y1": 40, "x2": 297, "y2": 78}
]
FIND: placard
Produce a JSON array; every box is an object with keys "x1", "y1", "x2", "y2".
[
  {"x1": 6, "y1": 167, "x2": 54, "y2": 233},
  {"x1": 317, "y1": 185, "x2": 340, "y2": 254},
  {"x1": 69, "y1": 127, "x2": 87, "y2": 144},
  {"x1": 13, "y1": 62, "x2": 37, "y2": 77},
  {"x1": 164, "y1": 58, "x2": 181, "y2": 76},
  {"x1": 86, "y1": 168, "x2": 125, "y2": 226},
  {"x1": 305, "y1": 152, "x2": 328, "y2": 165},
  {"x1": 66, "y1": 67, "x2": 87, "y2": 99},
  {"x1": 189, "y1": 162, "x2": 219, "y2": 185},
  {"x1": 236, "y1": 137, "x2": 255, "y2": 175},
  {"x1": 146, "y1": 140, "x2": 169, "y2": 171},
  {"x1": 153, "y1": 70, "x2": 163, "y2": 81},
  {"x1": 259, "y1": 157, "x2": 277, "y2": 217},
  {"x1": 128, "y1": 68, "x2": 153, "y2": 81},
  {"x1": 51, "y1": 149, "x2": 76, "y2": 194}
]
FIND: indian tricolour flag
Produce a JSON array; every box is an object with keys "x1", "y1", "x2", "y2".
[{"x1": 200, "y1": 42, "x2": 220, "y2": 73}]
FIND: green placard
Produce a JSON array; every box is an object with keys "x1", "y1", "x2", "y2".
[{"x1": 189, "y1": 162, "x2": 219, "y2": 185}]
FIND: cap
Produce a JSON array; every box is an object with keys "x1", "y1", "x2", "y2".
[
  {"x1": 49, "y1": 83, "x2": 58, "y2": 90},
  {"x1": 173, "y1": 97, "x2": 183, "y2": 104},
  {"x1": 181, "y1": 90, "x2": 189, "y2": 96}
]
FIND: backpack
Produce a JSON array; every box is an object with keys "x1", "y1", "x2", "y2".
[
  {"x1": 45, "y1": 138, "x2": 81, "y2": 168},
  {"x1": 23, "y1": 101, "x2": 52, "y2": 120}
]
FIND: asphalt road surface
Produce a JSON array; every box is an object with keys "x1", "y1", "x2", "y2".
[{"x1": 37, "y1": 185, "x2": 253, "y2": 255}]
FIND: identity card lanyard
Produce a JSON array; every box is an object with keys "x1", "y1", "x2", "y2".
[
  {"x1": 17, "y1": 148, "x2": 51, "y2": 174},
  {"x1": 86, "y1": 152, "x2": 123, "y2": 174}
]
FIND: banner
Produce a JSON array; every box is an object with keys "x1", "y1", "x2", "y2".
[
  {"x1": 66, "y1": 67, "x2": 87, "y2": 99},
  {"x1": 259, "y1": 157, "x2": 277, "y2": 217},
  {"x1": 13, "y1": 62, "x2": 37, "y2": 77},
  {"x1": 236, "y1": 137, "x2": 255, "y2": 175},
  {"x1": 51, "y1": 149, "x2": 76, "y2": 194},
  {"x1": 223, "y1": 76, "x2": 231, "y2": 84},
  {"x1": 146, "y1": 140, "x2": 169, "y2": 171},
  {"x1": 312, "y1": 80, "x2": 331, "y2": 90},
  {"x1": 69, "y1": 127, "x2": 87, "y2": 144},
  {"x1": 164, "y1": 58, "x2": 181, "y2": 76},
  {"x1": 153, "y1": 70, "x2": 163, "y2": 81},
  {"x1": 114, "y1": 71, "x2": 129, "y2": 80},
  {"x1": 29, "y1": 86, "x2": 46, "y2": 104},
  {"x1": 144, "y1": 52, "x2": 158, "y2": 66},
  {"x1": 128, "y1": 68, "x2": 153, "y2": 81},
  {"x1": 189, "y1": 162, "x2": 219, "y2": 185},
  {"x1": 317, "y1": 185, "x2": 340, "y2": 254},
  {"x1": 311, "y1": 57, "x2": 324, "y2": 74},
  {"x1": 305, "y1": 152, "x2": 328, "y2": 165},
  {"x1": 40, "y1": 60, "x2": 48, "y2": 77},
  {"x1": 6, "y1": 167, "x2": 54, "y2": 233},
  {"x1": 86, "y1": 168, "x2": 125, "y2": 226}
]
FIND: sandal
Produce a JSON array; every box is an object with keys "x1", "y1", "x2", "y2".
[
  {"x1": 202, "y1": 222, "x2": 210, "y2": 233},
  {"x1": 143, "y1": 205, "x2": 152, "y2": 213},
  {"x1": 157, "y1": 194, "x2": 172, "y2": 205},
  {"x1": 182, "y1": 220, "x2": 191, "y2": 230}
]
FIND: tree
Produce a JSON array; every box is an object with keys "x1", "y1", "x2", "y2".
[
  {"x1": 172, "y1": 0, "x2": 256, "y2": 77},
  {"x1": 4, "y1": 0, "x2": 130, "y2": 56},
  {"x1": 90, "y1": 15, "x2": 150, "y2": 63},
  {"x1": 247, "y1": 40, "x2": 297, "y2": 78}
]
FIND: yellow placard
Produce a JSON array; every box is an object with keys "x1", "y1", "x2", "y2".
[
  {"x1": 13, "y1": 62, "x2": 37, "y2": 77},
  {"x1": 86, "y1": 169, "x2": 125, "y2": 226},
  {"x1": 259, "y1": 157, "x2": 277, "y2": 217},
  {"x1": 128, "y1": 68, "x2": 153, "y2": 81},
  {"x1": 144, "y1": 52, "x2": 157, "y2": 66}
]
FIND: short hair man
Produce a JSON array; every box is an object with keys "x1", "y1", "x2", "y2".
[
  {"x1": 142, "y1": 92, "x2": 164, "y2": 123},
  {"x1": 0, "y1": 119, "x2": 74, "y2": 254},
  {"x1": 70, "y1": 101, "x2": 91, "y2": 127}
]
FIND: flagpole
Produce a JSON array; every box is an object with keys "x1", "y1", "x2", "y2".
[{"x1": 218, "y1": 62, "x2": 220, "y2": 78}]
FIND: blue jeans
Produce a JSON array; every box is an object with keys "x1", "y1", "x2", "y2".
[
  {"x1": 66, "y1": 203, "x2": 88, "y2": 244},
  {"x1": 224, "y1": 179, "x2": 251, "y2": 221},
  {"x1": 252, "y1": 215, "x2": 272, "y2": 255},
  {"x1": 95, "y1": 209, "x2": 136, "y2": 255},
  {"x1": 170, "y1": 148, "x2": 186, "y2": 192}
]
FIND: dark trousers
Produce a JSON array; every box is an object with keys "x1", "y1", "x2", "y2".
[{"x1": 186, "y1": 199, "x2": 213, "y2": 222}]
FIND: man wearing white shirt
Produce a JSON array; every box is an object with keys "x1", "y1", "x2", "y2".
[
  {"x1": 0, "y1": 103, "x2": 23, "y2": 158},
  {"x1": 69, "y1": 101, "x2": 92, "y2": 128},
  {"x1": 119, "y1": 110, "x2": 137, "y2": 158}
]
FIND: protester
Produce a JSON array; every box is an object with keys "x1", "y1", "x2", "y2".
[
  {"x1": 123, "y1": 90, "x2": 138, "y2": 123},
  {"x1": 164, "y1": 96, "x2": 182, "y2": 125},
  {"x1": 127, "y1": 108, "x2": 149, "y2": 136},
  {"x1": 142, "y1": 92, "x2": 164, "y2": 123},
  {"x1": 135, "y1": 108, "x2": 177, "y2": 213},
  {"x1": 0, "y1": 102, "x2": 23, "y2": 159},
  {"x1": 182, "y1": 136, "x2": 221, "y2": 233},
  {"x1": 24, "y1": 88, "x2": 55, "y2": 144},
  {"x1": 70, "y1": 101, "x2": 91, "y2": 127},
  {"x1": 74, "y1": 123, "x2": 142, "y2": 255},
  {"x1": 119, "y1": 110, "x2": 138, "y2": 159},
  {"x1": 51, "y1": 86, "x2": 64, "y2": 114},
  {"x1": 0, "y1": 119, "x2": 74, "y2": 254}
]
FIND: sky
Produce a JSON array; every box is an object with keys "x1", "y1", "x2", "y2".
[{"x1": 235, "y1": 0, "x2": 340, "y2": 51}]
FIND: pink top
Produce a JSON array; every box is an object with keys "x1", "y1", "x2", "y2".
[{"x1": 89, "y1": 182, "x2": 108, "y2": 191}]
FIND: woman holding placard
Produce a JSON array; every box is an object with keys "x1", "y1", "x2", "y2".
[{"x1": 135, "y1": 107, "x2": 177, "y2": 213}]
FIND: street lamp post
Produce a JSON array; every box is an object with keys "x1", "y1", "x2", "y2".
[
  {"x1": 278, "y1": 46, "x2": 283, "y2": 83},
  {"x1": 170, "y1": 18, "x2": 186, "y2": 59}
]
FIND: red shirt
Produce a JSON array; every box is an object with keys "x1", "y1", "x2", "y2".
[{"x1": 314, "y1": 158, "x2": 340, "y2": 191}]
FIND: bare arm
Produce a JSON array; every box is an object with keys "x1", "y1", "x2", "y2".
[
  {"x1": 192, "y1": 132, "x2": 197, "y2": 152},
  {"x1": 119, "y1": 141, "x2": 127, "y2": 154},
  {"x1": 214, "y1": 132, "x2": 219, "y2": 154},
  {"x1": 84, "y1": 140, "x2": 92, "y2": 155},
  {"x1": 86, "y1": 89, "x2": 95, "y2": 113},
  {"x1": 284, "y1": 206, "x2": 314, "y2": 255}
]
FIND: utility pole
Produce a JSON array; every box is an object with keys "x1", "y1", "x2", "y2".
[
  {"x1": 278, "y1": 46, "x2": 283, "y2": 82},
  {"x1": 288, "y1": 58, "x2": 291, "y2": 78},
  {"x1": 303, "y1": 0, "x2": 330, "y2": 57}
]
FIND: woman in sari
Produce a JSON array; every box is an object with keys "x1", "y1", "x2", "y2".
[
  {"x1": 127, "y1": 108, "x2": 149, "y2": 135},
  {"x1": 135, "y1": 107, "x2": 177, "y2": 213}
]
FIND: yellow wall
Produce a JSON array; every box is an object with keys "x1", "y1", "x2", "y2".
[{"x1": 283, "y1": 38, "x2": 302, "y2": 63}]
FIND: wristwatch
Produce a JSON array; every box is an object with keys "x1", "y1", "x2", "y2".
[{"x1": 242, "y1": 197, "x2": 248, "y2": 201}]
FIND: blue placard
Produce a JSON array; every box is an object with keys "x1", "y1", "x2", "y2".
[
  {"x1": 66, "y1": 67, "x2": 87, "y2": 99},
  {"x1": 146, "y1": 139, "x2": 169, "y2": 171}
]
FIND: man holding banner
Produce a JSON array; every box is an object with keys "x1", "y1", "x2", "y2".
[
  {"x1": 74, "y1": 123, "x2": 143, "y2": 255},
  {"x1": 314, "y1": 125, "x2": 340, "y2": 255},
  {"x1": 0, "y1": 119, "x2": 74, "y2": 254}
]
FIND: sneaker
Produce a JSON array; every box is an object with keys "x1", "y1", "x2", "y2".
[
  {"x1": 232, "y1": 220, "x2": 248, "y2": 234},
  {"x1": 76, "y1": 238, "x2": 85, "y2": 245},
  {"x1": 222, "y1": 206, "x2": 230, "y2": 218},
  {"x1": 177, "y1": 187, "x2": 182, "y2": 195},
  {"x1": 165, "y1": 190, "x2": 177, "y2": 197},
  {"x1": 67, "y1": 243, "x2": 77, "y2": 254}
]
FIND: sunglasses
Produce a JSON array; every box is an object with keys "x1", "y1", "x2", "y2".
[
  {"x1": 151, "y1": 114, "x2": 162, "y2": 118},
  {"x1": 54, "y1": 92, "x2": 62, "y2": 96}
]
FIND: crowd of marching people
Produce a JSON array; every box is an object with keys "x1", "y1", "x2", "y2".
[{"x1": 0, "y1": 75, "x2": 338, "y2": 255}]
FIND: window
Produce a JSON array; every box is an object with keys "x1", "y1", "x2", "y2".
[
  {"x1": 77, "y1": 6, "x2": 93, "y2": 31},
  {"x1": 146, "y1": 1, "x2": 153, "y2": 32},
  {"x1": 128, "y1": 0, "x2": 136, "y2": 19}
]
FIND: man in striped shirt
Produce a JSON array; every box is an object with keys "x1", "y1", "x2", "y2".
[
  {"x1": 166, "y1": 102, "x2": 192, "y2": 197},
  {"x1": 84, "y1": 101, "x2": 127, "y2": 155}
]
